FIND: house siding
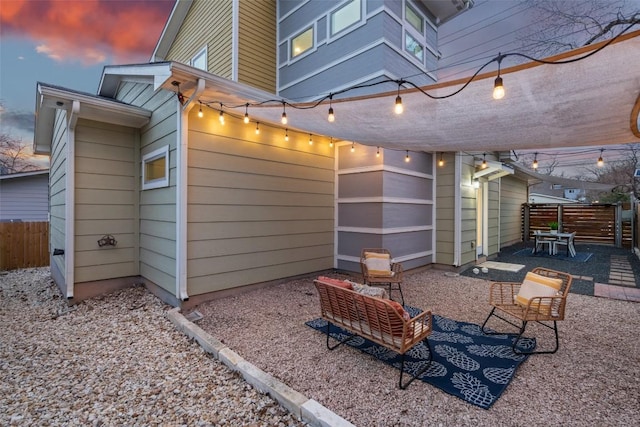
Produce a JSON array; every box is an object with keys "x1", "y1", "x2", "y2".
[
  {"x1": 435, "y1": 152, "x2": 455, "y2": 265},
  {"x1": 186, "y1": 109, "x2": 334, "y2": 295},
  {"x1": 49, "y1": 111, "x2": 67, "y2": 281},
  {"x1": 459, "y1": 154, "x2": 477, "y2": 266},
  {"x1": 238, "y1": 0, "x2": 277, "y2": 93},
  {"x1": 0, "y1": 173, "x2": 49, "y2": 222},
  {"x1": 165, "y1": 0, "x2": 234, "y2": 79},
  {"x1": 73, "y1": 119, "x2": 139, "y2": 283},
  {"x1": 116, "y1": 82, "x2": 178, "y2": 296},
  {"x1": 336, "y1": 144, "x2": 434, "y2": 272},
  {"x1": 500, "y1": 175, "x2": 527, "y2": 246},
  {"x1": 487, "y1": 179, "x2": 500, "y2": 255}
]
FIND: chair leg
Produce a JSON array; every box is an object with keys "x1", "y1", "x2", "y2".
[
  {"x1": 396, "y1": 283, "x2": 405, "y2": 306},
  {"x1": 512, "y1": 320, "x2": 560, "y2": 355},
  {"x1": 481, "y1": 307, "x2": 500, "y2": 334},
  {"x1": 325, "y1": 321, "x2": 355, "y2": 350},
  {"x1": 399, "y1": 338, "x2": 432, "y2": 389}
]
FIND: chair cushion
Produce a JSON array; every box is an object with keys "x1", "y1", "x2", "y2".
[
  {"x1": 317, "y1": 276, "x2": 353, "y2": 290},
  {"x1": 350, "y1": 282, "x2": 388, "y2": 299},
  {"x1": 515, "y1": 272, "x2": 563, "y2": 309},
  {"x1": 364, "y1": 252, "x2": 393, "y2": 276}
]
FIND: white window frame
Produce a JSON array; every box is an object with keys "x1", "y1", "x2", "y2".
[
  {"x1": 142, "y1": 145, "x2": 169, "y2": 190},
  {"x1": 404, "y1": 31, "x2": 424, "y2": 62},
  {"x1": 290, "y1": 26, "x2": 314, "y2": 60},
  {"x1": 190, "y1": 46, "x2": 207, "y2": 71},
  {"x1": 403, "y1": 1, "x2": 428, "y2": 66},
  {"x1": 330, "y1": 0, "x2": 362, "y2": 37}
]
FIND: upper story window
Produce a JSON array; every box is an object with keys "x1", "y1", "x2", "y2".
[
  {"x1": 405, "y1": 32, "x2": 424, "y2": 62},
  {"x1": 190, "y1": 47, "x2": 207, "y2": 71},
  {"x1": 330, "y1": 0, "x2": 361, "y2": 36},
  {"x1": 403, "y1": 1, "x2": 429, "y2": 65},
  {"x1": 291, "y1": 27, "x2": 314, "y2": 58},
  {"x1": 405, "y1": 3, "x2": 423, "y2": 33},
  {"x1": 142, "y1": 146, "x2": 169, "y2": 190}
]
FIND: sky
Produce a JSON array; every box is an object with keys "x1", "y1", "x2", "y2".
[
  {"x1": 0, "y1": 0, "x2": 175, "y2": 150},
  {"x1": 0, "y1": 0, "x2": 638, "y2": 177}
]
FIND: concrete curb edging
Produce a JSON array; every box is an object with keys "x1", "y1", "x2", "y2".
[{"x1": 166, "y1": 308, "x2": 355, "y2": 427}]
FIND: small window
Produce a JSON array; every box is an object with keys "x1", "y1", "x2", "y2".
[
  {"x1": 142, "y1": 146, "x2": 169, "y2": 190},
  {"x1": 291, "y1": 27, "x2": 314, "y2": 58},
  {"x1": 405, "y1": 32, "x2": 424, "y2": 62},
  {"x1": 405, "y1": 3, "x2": 423, "y2": 33},
  {"x1": 190, "y1": 47, "x2": 207, "y2": 71},
  {"x1": 330, "y1": 0, "x2": 361, "y2": 36}
]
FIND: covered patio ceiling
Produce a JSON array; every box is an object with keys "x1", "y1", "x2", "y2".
[{"x1": 186, "y1": 29, "x2": 640, "y2": 154}]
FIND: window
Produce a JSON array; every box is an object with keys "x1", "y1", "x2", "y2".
[
  {"x1": 405, "y1": 32, "x2": 424, "y2": 62},
  {"x1": 330, "y1": 0, "x2": 361, "y2": 36},
  {"x1": 405, "y1": 3, "x2": 423, "y2": 33},
  {"x1": 142, "y1": 146, "x2": 169, "y2": 190},
  {"x1": 291, "y1": 27, "x2": 313, "y2": 58},
  {"x1": 190, "y1": 47, "x2": 207, "y2": 71}
]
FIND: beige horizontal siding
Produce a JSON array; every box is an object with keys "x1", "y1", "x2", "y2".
[{"x1": 238, "y1": 0, "x2": 276, "y2": 92}]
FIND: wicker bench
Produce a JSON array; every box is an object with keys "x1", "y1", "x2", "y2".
[{"x1": 314, "y1": 278, "x2": 433, "y2": 389}]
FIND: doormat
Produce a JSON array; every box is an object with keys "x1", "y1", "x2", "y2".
[{"x1": 476, "y1": 261, "x2": 525, "y2": 272}]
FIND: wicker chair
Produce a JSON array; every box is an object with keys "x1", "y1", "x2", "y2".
[
  {"x1": 360, "y1": 248, "x2": 405, "y2": 305},
  {"x1": 481, "y1": 267, "x2": 573, "y2": 354}
]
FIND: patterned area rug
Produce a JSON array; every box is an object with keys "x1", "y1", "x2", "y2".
[{"x1": 305, "y1": 308, "x2": 535, "y2": 409}]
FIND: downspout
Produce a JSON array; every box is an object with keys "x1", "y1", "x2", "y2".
[
  {"x1": 453, "y1": 152, "x2": 461, "y2": 266},
  {"x1": 64, "y1": 100, "x2": 80, "y2": 298},
  {"x1": 175, "y1": 78, "x2": 205, "y2": 301}
]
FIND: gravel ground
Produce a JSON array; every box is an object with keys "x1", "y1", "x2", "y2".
[
  {"x1": 196, "y1": 266, "x2": 640, "y2": 426},
  {"x1": 0, "y1": 268, "x2": 305, "y2": 427}
]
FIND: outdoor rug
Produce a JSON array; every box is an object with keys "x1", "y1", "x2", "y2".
[
  {"x1": 305, "y1": 308, "x2": 535, "y2": 409},
  {"x1": 513, "y1": 248, "x2": 593, "y2": 262}
]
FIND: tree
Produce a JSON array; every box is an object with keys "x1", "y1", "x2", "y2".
[
  {"x1": 0, "y1": 133, "x2": 40, "y2": 174},
  {"x1": 517, "y1": 152, "x2": 562, "y2": 175},
  {"x1": 583, "y1": 144, "x2": 640, "y2": 202},
  {"x1": 520, "y1": 0, "x2": 640, "y2": 58}
]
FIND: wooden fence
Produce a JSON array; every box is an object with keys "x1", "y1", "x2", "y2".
[
  {"x1": 523, "y1": 203, "x2": 632, "y2": 248},
  {"x1": 0, "y1": 222, "x2": 49, "y2": 270}
]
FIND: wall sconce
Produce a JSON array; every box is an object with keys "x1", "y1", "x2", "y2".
[
  {"x1": 472, "y1": 178, "x2": 480, "y2": 189},
  {"x1": 98, "y1": 234, "x2": 117, "y2": 247}
]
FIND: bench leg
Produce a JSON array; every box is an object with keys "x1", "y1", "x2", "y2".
[
  {"x1": 399, "y1": 338, "x2": 433, "y2": 390},
  {"x1": 325, "y1": 321, "x2": 356, "y2": 350}
]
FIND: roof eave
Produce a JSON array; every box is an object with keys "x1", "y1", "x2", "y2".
[{"x1": 150, "y1": 0, "x2": 193, "y2": 62}]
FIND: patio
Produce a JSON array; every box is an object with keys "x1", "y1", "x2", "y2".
[{"x1": 194, "y1": 251, "x2": 640, "y2": 426}]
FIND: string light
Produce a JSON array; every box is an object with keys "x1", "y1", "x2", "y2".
[
  {"x1": 394, "y1": 84, "x2": 403, "y2": 115},
  {"x1": 281, "y1": 102, "x2": 287, "y2": 125},
  {"x1": 328, "y1": 95, "x2": 335, "y2": 122},
  {"x1": 255, "y1": 122, "x2": 260, "y2": 135},
  {"x1": 405, "y1": 150, "x2": 410, "y2": 162},
  {"x1": 308, "y1": 134, "x2": 313, "y2": 145},
  {"x1": 329, "y1": 137, "x2": 333, "y2": 147},
  {"x1": 493, "y1": 54, "x2": 505, "y2": 100},
  {"x1": 351, "y1": 142, "x2": 355, "y2": 153},
  {"x1": 438, "y1": 152, "x2": 444, "y2": 167},
  {"x1": 284, "y1": 128, "x2": 289, "y2": 141},
  {"x1": 244, "y1": 103, "x2": 250, "y2": 124},
  {"x1": 597, "y1": 148, "x2": 604, "y2": 167},
  {"x1": 218, "y1": 110, "x2": 225, "y2": 125},
  {"x1": 532, "y1": 152, "x2": 538, "y2": 169},
  {"x1": 198, "y1": 102, "x2": 203, "y2": 118},
  {"x1": 376, "y1": 146, "x2": 380, "y2": 157},
  {"x1": 481, "y1": 153, "x2": 487, "y2": 169}
]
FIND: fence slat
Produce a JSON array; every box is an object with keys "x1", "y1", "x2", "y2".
[{"x1": 0, "y1": 222, "x2": 49, "y2": 270}]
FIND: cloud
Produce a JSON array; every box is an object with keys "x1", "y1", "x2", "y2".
[
  {"x1": 0, "y1": 0, "x2": 175, "y2": 66},
  {"x1": 0, "y1": 109, "x2": 35, "y2": 134}
]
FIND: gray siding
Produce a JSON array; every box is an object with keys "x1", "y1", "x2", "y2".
[
  {"x1": 459, "y1": 154, "x2": 476, "y2": 266},
  {"x1": 49, "y1": 111, "x2": 67, "y2": 281},
  {"x1": 0, "y1": 173, "x2": 48, "y2": 222},
  {"x1": 186, "y1": 109, "x2": 334, "y2": 295},
  {"x1": 117, "y1": 82, "x2": 178, "y2": 295},
  {"x1": 73, "y1": 119, "x2": 139, "y2": 283},
  {"x1": 500, "y1": 175, "x2": 527, "y2": 246},
  {"x1": 337, "y1": 144, "x2": 434, "y2": 272},
  {"x1": 487, "y1": 179, "x2": 500, "y2": 256}
]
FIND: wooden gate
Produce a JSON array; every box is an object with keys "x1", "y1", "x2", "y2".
[{"x1": 0, "y1": 222, "x2": 49, "y2": 270}]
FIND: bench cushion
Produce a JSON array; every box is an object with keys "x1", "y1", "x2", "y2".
[{"x1": 317, "y1": 276, "x2": 353, "y2": 290}]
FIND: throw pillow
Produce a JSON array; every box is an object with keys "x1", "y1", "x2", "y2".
[
  {"x1": 350, "y1": 282, "x2": 389, "y2": 299},
  {"x1": 317, "y1": 276, "x2": 352, "y2": 290},
  {"x1": 364, "y1": 252, "x2": 393, "y2": 276},
  {"x1": 515, "y1": 271, "x2": 563, "y2": 310}
]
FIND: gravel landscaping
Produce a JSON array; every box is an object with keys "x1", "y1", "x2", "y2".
[{"x1": 0, "y1": 268, "x2": 305, "y2": 427}]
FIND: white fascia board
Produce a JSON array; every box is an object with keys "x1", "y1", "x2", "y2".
[
  {"x1": 99, "y1": 63, "x2": 173, "y2": 97},
  {"x1": 151, "y1": 0, "x2": 193, "y2": 62}
]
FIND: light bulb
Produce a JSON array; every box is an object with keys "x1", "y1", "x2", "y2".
[
  {"x1": 597, "y1": 156, "x2": 604, "y2": 167},
  {"x1": 198, "y1": 105, "x2": 203, "y2": 118},
  {"x1": 351, "y1": 143, "x2": 355, "y2": 153},
  {"x1": 284, "y1": 129, "x2": 289, "y2": 141},
  {"x1": 394, "y1": 95, "x2": 403, "y2": 114},
  {"x1": 532, "y1": 159, "x2": 538, "y2": 169},
  {"x1": 376, "y1": 147, "x2": 380, "y2": 157},
  {"x1": 438, "y1": 158, "x2": 444, "y2": 167},
  {"x1": 255, "y1": 123, "x2": 260, "y2": 135},
  {"x1": 493, "y1": 76, "x2": 505, "y2": 100},
  {"x1": 281, "y1": 111, "x2": 288, "y2": 125},
  {"x1": 329, "y1": 138, "x2": 333, "y2": 148},
  {"x1": 244, "y1": 113, "x2": 249, "y2": 124},
  {"x1": 405, "y1": 151, "x2": 410, "y2": 162},
  {"x1": 308, "y1": 134, "x2": 313, "y2": 145},
  {"x1": 219, "y1": 110, "x2": 225, "y2": 125},
  {"x1": 328, "y1": 107, "x2": 335, "y2": 122}
]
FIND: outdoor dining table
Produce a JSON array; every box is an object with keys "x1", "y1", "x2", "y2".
[{"x1": 533, "y1": 231, "x2": 577, "y2": 257}]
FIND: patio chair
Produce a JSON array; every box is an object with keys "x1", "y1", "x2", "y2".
[
  {"x1": 360, "y1": 248, "x2": 405, "y2": 305},
  {"x1": 481, "y1": 267, "x2": 573, "y2": 354},
  {"x1": 553, "y1": 231, "x2": 577, "y2": 257},
  {"x1": 533, "y1": 230, "x2": 555, "y2": 254}
]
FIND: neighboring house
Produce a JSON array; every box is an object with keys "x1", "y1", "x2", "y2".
[
  {"x1": 529, "y1": 174, "x2": 618, "y2": 203},
  {"x1": 34, "y1": 0, "x2": 535, "y2": 308},
  {"x1": 528, "y1": 193, "x2": 580, "y2": 204},
  {"x1": 0, "y1": 170, "x2": 49, "y2": 222}
]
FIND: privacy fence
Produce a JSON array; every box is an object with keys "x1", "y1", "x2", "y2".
[
  {"x1": 522, "y1": 203, "x2": 633, "y2": 248},
  {"x1": 0, "y1": 221, "x2": 49, "y2": 270}
]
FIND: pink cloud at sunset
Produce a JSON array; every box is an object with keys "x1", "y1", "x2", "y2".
[{"x1": 0, "y1": 0, "x2": 175, "y2": 65}]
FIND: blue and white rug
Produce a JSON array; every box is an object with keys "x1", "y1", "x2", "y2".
[{"x1": 305, "y1": 308, "x2": 535, "y2": 409}]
